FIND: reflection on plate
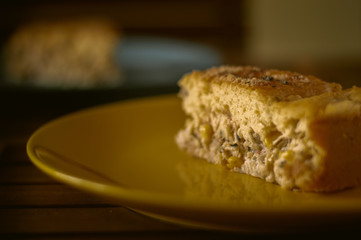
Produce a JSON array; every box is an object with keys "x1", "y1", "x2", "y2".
[{"x1": 27, "y1": 95, "x2": 361, "y2": 232}]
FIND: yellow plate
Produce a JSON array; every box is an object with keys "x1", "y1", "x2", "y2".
[{"x1": 27, "y1": 94, "x2": 361, "y2": 232}]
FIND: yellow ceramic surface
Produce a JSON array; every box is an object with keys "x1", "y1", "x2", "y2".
[{"x1": 27, "y1": 94, "x2": 361, "y2": 232}]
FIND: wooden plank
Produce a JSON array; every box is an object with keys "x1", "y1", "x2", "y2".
[
  {"x1": 0, "y1": 165, "x2": 56, "y2": 184},
  {"x1": 0, "y1": 231, "x2": 250, "y2": 240},
  {"x1": 0, "y1": 207, "x2": 181, "y2": 234},
  {"x1": 1, "y1": 208, "x2": 360, "y2": 238},
  {"x1": 0, "y1": 184, "x2": 112, "y2": 207},
  {"x1": 0, "y1": 119, "x2": 43, "y2": 147},
  {"x1": 0, "y1": 142, "x2": 31, "y2": 164}
]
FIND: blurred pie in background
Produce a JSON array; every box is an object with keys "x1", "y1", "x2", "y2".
[{"x1": 3, "y1": 19, "x2": 123, "y2": 89}]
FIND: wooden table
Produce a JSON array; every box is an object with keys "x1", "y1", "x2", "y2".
[
  {"x1": 1, "y1": 85, "x2": 361, "y2": 239},
  {"x1": 0, "y1": 86, "x2": 241, "y2": 239}
]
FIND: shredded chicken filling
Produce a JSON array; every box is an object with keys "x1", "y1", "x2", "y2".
[{"x1": 180, "y1": 111, "x2": 316, "y2": 187}]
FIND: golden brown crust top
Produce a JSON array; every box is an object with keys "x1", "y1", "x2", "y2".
[{"x1": 193, "y1": 66, "x2": 342, "y2": 100}]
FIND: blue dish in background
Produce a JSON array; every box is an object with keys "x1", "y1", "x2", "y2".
[{"x1": 116, "y1": 36, "x2": 222, "y2": 87}]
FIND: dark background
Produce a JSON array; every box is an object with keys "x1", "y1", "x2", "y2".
[{"x1": 0, "y1": 0, "x2": 361, "y2": 122}]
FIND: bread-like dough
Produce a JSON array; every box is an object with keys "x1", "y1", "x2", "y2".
[{"x1": 176, "y1": 66, "x2": 361, "y2": 192}]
